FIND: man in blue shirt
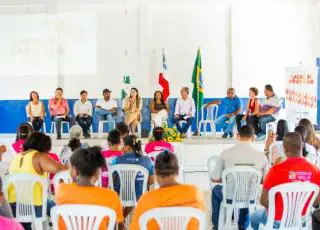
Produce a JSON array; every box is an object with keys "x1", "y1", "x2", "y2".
[{"x1": 206, "y1": 88, "x2": 242, "y2": 138}]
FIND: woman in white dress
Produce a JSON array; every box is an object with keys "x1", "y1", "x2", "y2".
[
  {"x1": 150, "y1": 90, "x2": 169, "y2": 127},
  {"x1": 27, "y1": 91, "x2": 45, "y2": 131}
]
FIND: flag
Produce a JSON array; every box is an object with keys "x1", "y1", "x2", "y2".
[
  {"x1": 121, "y1": 75, "x2": 131, "y2": 100},
  {"x1": 158, "y1": 49, "x2": 170, "y2": 101},
  {"x1": 191, "y1": 48, "x2": 204, "y2": 117}
]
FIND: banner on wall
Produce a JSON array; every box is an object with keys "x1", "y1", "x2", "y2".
[{"x1": 285, "y1": 67, "x2": 318, "y2": 124}]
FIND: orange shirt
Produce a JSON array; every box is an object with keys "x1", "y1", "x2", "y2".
[
  {"x1": 56, "y1": 183, "x2": 124, "y2": 230},
  {"x1": 130, "y1": 184, "x2": 205, "y2": 230}
]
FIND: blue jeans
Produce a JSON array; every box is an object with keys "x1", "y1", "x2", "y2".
[
  {"x1": 95, "y1": 108, "x2": 116, "y2": 130},
  {"x1": 251, "y1": 209, "x2": 280, "y2": 230},
  {"x1": 257, "y1": 115, "x2": 275, "y2": 136},
  {"x1": 173, "y1": 116, "x2": 193, "y2": 134},
  {"x1": 211, "y1": 185, "x2": 249, "y2": 229},
  {"x1": 51, "y1": 115, "x2": 75, "y2": 137},
  {"x1": 215, "y1": 115, "x2": 236, "y2": 134},
  {"x1": 10, "y1": 199, "x2": 56, "y2": 230}
]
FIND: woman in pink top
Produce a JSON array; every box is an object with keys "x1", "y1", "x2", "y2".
[
  {"x1": 145, "y1": 127, "x2": 174, "y2": 154},
  {"x1": 101, "y1": 129, "x2": 122, "y2": 187},
  {"x1": 12, "y1": 123, "x2": 33, "y2": 153},
  {"x1": 0, "y1": 216, "x2": 23, "y2": 230}
]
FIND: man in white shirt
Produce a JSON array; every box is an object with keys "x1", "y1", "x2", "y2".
[
  {"x1": 210, "y1": 125, "x2": 268, "y2": 230},
  {"x1": 174, "y1": 87, "x2": 196, "y2": 138},
  {"x1": 73, "y1": 90, "x2": 93, "y2": 138},
  {"x1": 95, "y1": 89, "x2": 117, "y2": 131}
]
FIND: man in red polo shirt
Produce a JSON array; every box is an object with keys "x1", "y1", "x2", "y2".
[{"x1": 251, "y1": 132, "x2": 320, "y2": 229}]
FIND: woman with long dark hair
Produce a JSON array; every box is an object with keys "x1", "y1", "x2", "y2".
[
  {"x1": 123, "y1": 88, "x2": 143, "y2": 133},
  {"x1": 150, "y1": 90, "x2": 169, "y2": 127},
  {"x1": 27, "y1": 91, "x2": 45, "y2": 131},
  {"x1": 298, "y1": 118, "x2": 320, "y2": 150}
]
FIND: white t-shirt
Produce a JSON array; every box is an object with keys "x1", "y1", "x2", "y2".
[{"x1": 96, "y1": 98, "x2": 117, "y2": 111}]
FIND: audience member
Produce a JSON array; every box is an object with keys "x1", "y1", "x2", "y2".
[
  {"x1": 236, "y1": 87, "x2": 259, "y2": 132},
  {"x1": 150, "y1": 91, "x2": 169, "y2": 127},
  {"x1": 173, "y1": 87, "x2": 195, "y2": 138},
  {"x1": 95, "y1": 89, "x2": 117, "y2": 130},
  {"x1": 206, "y1": 88, "x2": 242, "y2": 138},
  {"x1": 56, "y1": 147, "x2": 124, "y2": 230},
  {"x1": 12, "y1": 123, "x2": 33, "y2": 154},
  {"x1": 100, "y1": 122, "x2": 129, "y2": 151},
  {"x1": 26, "y1": 91, "x2": 45, "y2": 131},
  {"x1": 48, "y1": 87, "x2": 75, "y2": 139},
  {"x1": 7, "y1": 132, "x2": 67, "y2": 230},
  {"x1": 298, "y1": 118, "x2": 320, "y2": 151},
  {"x1": 210, "y1": 125, "x2": 267, "y2": 230},
  {"x1": 248, "y1": 84, "x2": 281, "y2": 140},
  {"x1": 250, "y1": 132, "x2": 320, "y2": 229},
  {"x1": 144, "y1": 127, "x2": 174, "y2": 154},
  {"x1": 73, "y1": 90, "x2": 93, "y2": 138},
  {"x1": 295, "y1": 125, "x2": 317, "y2": 157},
  {"x1": 123, "y1": 88, "x2": 143, "y2": 134},
  {"x1": 130, "y1": 151, "x2": 205, "y2": 230}
]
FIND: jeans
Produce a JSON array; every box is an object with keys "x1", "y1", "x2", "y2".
[
  {"x1": 51, "y1": 115, "x2": 75, "y2": 137},
  {"x1": 76, "y1": 115, "x2": 92, "y2": 134},
  {"x1": 28, "y1": 117, "x2": 43, "y2": 132},
  {"x1": 250, "y1": 209, "x2": 280, "y2": 230},
  {"x1": 211, "y1": 185, "x2": 249, "y2": 229},
  {"x1": 257, "y1": 115, "x2": 275, "y2": 136},
  {"x1": 215, "y1": 115, "x2": 236, "y2": 135},
  {"x1": 247, "y1": 115, "x2": 260, "y2": 135},
  {"x1": 10, "y1": 199, "x2": 56, "y2": 230},
  {"x1": 173, "y1": 116, "x2": 193, "y2": 134},
  {"x1": 235, "y1": 114, "x2": 245, "y2": 132},
  {"x1": 95, "y1": 108, "x2": 116, "y2": 130}
]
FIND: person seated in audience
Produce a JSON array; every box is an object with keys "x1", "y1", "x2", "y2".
[
  {"x1": 27, "y1": 91, "x2": 45, "y2": 132},
  {"x1": 48, "y1": 87, "x2": 75, "y2": 140},
  {"x1": 144, "y1": 127, "x2": 174, "y2": 154},
  {"x1": 101, "y1": 129, "x2": 122, "y2": 188},
  {"x1": 295, "y1": 125, "x2": 317, "y2": 157},
  {"x1": 210, "y1": 125, "x2": 268, "y2": 230},
  {"x1": 95, "y1": 89, "x2": 117, "y2": 130},
  {"x1": 236, "y1": 87, "x2": 259, "y2": 132},
  {"x1": 56, "y1": 147, "x2": 124, "y2": 230},
  {"x1": 73, "y1": 90, "x2": 93, "y2": 138},
  {"x1": 250, "y1": 132, "x2": 320, "y2": 230},
  {"x1": 0, "y1": 216, "x2": 23, "y2": 230},
  {"x1": 173, "y1": 87, "x2": 195, "y2": 138},
  {"x1": 130, "y1": 151, "x2": 205, "y2": 230},
  {"x1": 298, "y1": 118, "x2": 320, "y2": 151},
  {"x1": 123, "y1": 88, "x2": 143, "y2": 134},
  {"x1": 7, "y1": 132, "x2": 67, "y2": 230},
  {"x1": 12, "y1": 123, "x2": 33, "y2": 154},
  {"x1": 206, "y1": 88, "x2": 242, "y2": 138},
  {"x1": 101, "y1": 122, "x2": 129, "y2": 151},
  {"x1": 150, "y1": 90, "x2": 169, "y2": 127},
  {"x1": 248, "y1": 84, "x2": 281, "y2": 140},
  {"x1": 264, "y1": 119, "x2": 288, "y2": 164},
  {"x1": 112, "y1": 135, "x2": 154, "y2": 217}
]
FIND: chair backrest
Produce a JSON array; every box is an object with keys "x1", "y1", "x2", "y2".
[
  {"x1": 0, "y1": 162, "x2": 10, "y2": 178},
  {"x1": 221, "y1": 166, "x2": 261, "y2": 208},
  {"x1": 201, "y1": 104, "x2": 218, "y2": 122},
  {"x1": 139, "y1": 207, "x2": 206, "y2": 230},
  {"x1": 51, "y1": 204, "x2": 116, "y2": 230},
  {"x1": 264, "y1": 182, "x2": 319, "y2": 229},
  {"x1": 108, "y1": 164, "x2": 149, "y2": 207},
  {"x1": 53, "y1": 170, "x2": 73, "y2": 192},
  {"x1": 268, "y1": 141, "x2": 284, "y2": 165},
  {"x1": 207, "y1": 155, "x2": 219, "y2": 189},
  {"x1": 307, "y1": 154, "x2": 320, "y2": 168},
  {"x1": 3, "y1": 173, "x2": 48, "y2": 223}
]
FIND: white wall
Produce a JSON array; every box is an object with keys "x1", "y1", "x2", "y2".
[{"x1": 0, "y1": 0, "x2": 319, "y2": 100}]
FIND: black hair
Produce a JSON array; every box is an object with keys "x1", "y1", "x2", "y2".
[
  {"x1": 276, "y1": 119, "x2": 289, "y2": 141},
  {"x1": 16, "y1": 123, "x2": 33, "y2": 141},
  {"x1": 155, "y1": 150, "x2": 179, "y2": 177},
  {"x1": 56, "y1": 87, "x2": 63, "y2": 92},
  {"x1": 153, "y1": 90, "x2": 165, "y2": 105},
  {"x1": 68, "y1": 138, "x2": 81, "y2": 152},
  {"x1": 294, "y1": 125, "x2": 309, "y2": 157},
  {"x1": 265, "y1": 84, "x2": 274, "y2": 93},
  {"x1": 116, "y1": 122, "x2": 129, "y2": 136},
  {"x1": 29, "y1": 91, "x2": 39, "y2": 101},
  {"x1": 153, "y1": 127, "x2": 165, "y2": 141},
  {"x1": 23, "y1": 132, "x2": 52, "y2": 153},
  {"x1": 80, "y1": 90, "x2": 87, "y2": 95},
  {"x1": 239, "y1": 125, "x2": 255, "y2": 139},
  {"x1": 107, "y1": 129, "x2": 121, "y2": 145},
  {"x1": 123, "y1": 135, "x2": 142, "y2": 157},
  {"x1": 70, "y1": 146, "x2": 106, "y2": 177}
]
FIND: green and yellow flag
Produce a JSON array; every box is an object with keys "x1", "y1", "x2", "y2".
[{"x1": 191, "y1": 48, "x2": 204, "y2": 117}]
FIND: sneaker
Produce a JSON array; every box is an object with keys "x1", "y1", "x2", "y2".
[
  {"x1": 222, "y1": 133, "x2": 228, "y2": 138},
  {"x1": 229, "y1": 132, "x2": 234, "y2": 138},
  {"x1": 256, "y1": 134, "x2": 266, "y2": 141}
]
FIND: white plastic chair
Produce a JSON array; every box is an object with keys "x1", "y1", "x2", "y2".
[
  {"x1": 51, "y1": 204, "x2": 117, "y2": 230},
  {"x1": 98, "y1": 120, "x2": 115, "y2": 138},
  {"x1": 53, "y1": 171, "x2": 73, "y2": 192},
  {"x1": 268, "y1": 141, "x2": 284, "y2": 166},
  {"x1": 307, "y1": 154, "x2": 320, "y2": 168},
  {"x1": 198, "y1": 104, "x2": 218, "y2": 137},
  {"x1": 108, "y1": 164, "x2": 149, "y2": 207},
  {"x1": 139, "y1": 207, "x2": 207, "y2": 230},
  {"x1": 3, "y1": 173, "x2": 49, "y2": 230},
  {"x1": 219, "y1": 166, "x2": 261, "y2": 230},
  {"x1": 129, "y1": 122, "x2": 142, "y2": 138},
  {"x1": 0, "y1": 162, "x2": 10, "y2": 178},
  {"x1": 259, "y1": 182, "x2": 319, "y2": 230},
  {"x1": 207, "y1": 155, "x2": 220, "y2": 189},
  {"x1": 51, "y1": 121, "x2": 70, "y2": 138},
  {"x1": 178, "y1": 120, "x2": 192, "y2": 138}
]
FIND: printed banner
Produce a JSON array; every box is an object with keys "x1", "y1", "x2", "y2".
[{"x1": 285, "y1": 67, "x2": 318, "y2": 124}]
